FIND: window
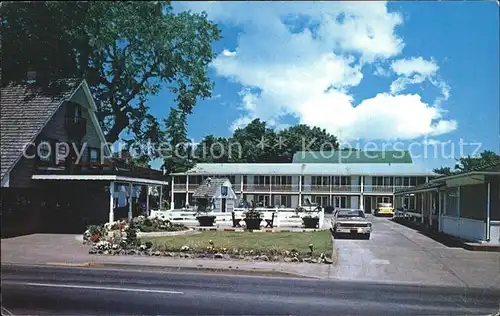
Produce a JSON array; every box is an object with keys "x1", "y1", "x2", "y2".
[
  {"x1": 410, "y1": 177, "x2": 417, "y2": 186},
  {"x1": 89, "y1": 147, "x2": 100, "y2": 163},
  {"x1": 66, "y1": 102, "x2": 82, "y2": 123},
  {"x1": 273, "y1": 176, "x2": 292, "y2": 185},
  {"x1": 403, "y1": 177, "x2": 410, "y2": 186},
  {"x1": 37, "y1": 140, "x2": 55, "y2": 165},
  {"x1": 333, "y1": 176, "x2": 349, "y2": 186},
  {"x1": 444, "y1": 187, "x2": 460, "y2": 217},
  {"x1": 254, "y1": 176, "x2": 269, "y2": 185},
  {"x1": 395, "y1": 177, "x2": 402, "y2": 186},
  {"x1": 280, "y1": 195, "x2": 291, "y2": 207},
  {"x1": 373, "y1": 176, "x2": 383, "y2": 186},
  {"x1": 383, "y1": 177, "x2": 393, "y2": 186},
  {"x1": 312, "y1": 176, "x2": 328, "y2": 186}
]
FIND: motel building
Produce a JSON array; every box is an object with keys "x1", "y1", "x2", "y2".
[
  {"x1": 170, "y1": 151, "x2": 437, "y2": 212},
  {"x1": 394, "y1": 160, "x2": 500, "y2": 244}
]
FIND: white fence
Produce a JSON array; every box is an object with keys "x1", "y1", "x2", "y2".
[
  {"x1": 440, "y1": 216, "x2": 486, "y2": 242},
  {"x1": 150, "y1": 207, "x2": 325, "y2": 228}
]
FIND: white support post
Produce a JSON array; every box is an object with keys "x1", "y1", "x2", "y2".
[
  {"x1": 269, "y1": 176, "x2": 272, "y2": 206},
  {"x1": 128, "y1": 183, "x2": 133, "y2": 221},
  {"x1": 319, "y1": 207, "x2": 325, "y2": 229},
  {"x1": 298, "y1": 175, "x2": 302, "y2": 206},
  {"x1": 486, "y1": 181, "x2": 491, "y2": 241},
  {"x1": 240, "y1": 176, "x2": 244, "y2": 198},
  {"x1": 109, "y1": 181, "x2": 115, "y2": 224},
  {"x1": 146, "y1": 185, "x2": 150, "y2": 216},
  {"x1": 438, "y1": 190, "x2": 442, "y2": 232},
  {"x1": 185, "y1": 176, "x2": 189, "y2": 206},
  {"x1": 360, "y1": 176, "x2": 364, "y2": 212},
  {"x1": 170, "y1": 176, "x2": 174, "y2": 210},
  {"x1": 421, "y1": 193, "x2": 424, "y2": 224}
]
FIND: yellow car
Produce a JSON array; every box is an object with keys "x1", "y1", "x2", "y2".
[{"x1": 374, "y1": 203, "x2": 394, "y2": 216}]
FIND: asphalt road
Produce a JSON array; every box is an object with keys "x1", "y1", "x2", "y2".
[{"x1": 2, "y1": 265, "x2": 499, "y2": 315}]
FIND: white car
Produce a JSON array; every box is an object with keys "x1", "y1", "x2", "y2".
[{"x1": 331, "y1": 208, "x2": 372, "y2": 239}]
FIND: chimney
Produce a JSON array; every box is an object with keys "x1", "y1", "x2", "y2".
[{"x1": 26, "y1": 70, "x2": 37, "y2": 84}]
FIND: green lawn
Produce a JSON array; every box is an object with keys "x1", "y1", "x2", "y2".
[{"x1": 142, "y1": 230, "x2": 333, "y2": 257}]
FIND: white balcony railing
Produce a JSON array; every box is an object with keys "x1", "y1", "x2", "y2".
[
  {"x1": 243, "y1": 184, "x2": 271, "y2": 192},
  {"x1": 172, "y1": 182, "x2": 416, "y2": 194}
]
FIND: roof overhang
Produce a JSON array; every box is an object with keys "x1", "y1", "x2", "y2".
[
  {"x1": 429, "y1": 171, "x2": 500, "y2": 183},
  {"x1": 32, "y1": 174, "x2": 168, "y2": 186},
  {"x1": 394, "y1": 186, "x2": 441, "y2": 195}
]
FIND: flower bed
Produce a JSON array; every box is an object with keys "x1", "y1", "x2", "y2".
[
  {"x1": 86, "y1": 229, "x2": 335, "y2": 264},
  {"x1": 83, "y1": 217, "x2": 189, "y2": 252}
]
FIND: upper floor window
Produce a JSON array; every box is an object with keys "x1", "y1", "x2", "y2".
[
  {"x1": 66, "y1": 102, "x2": 83, "y2": 123},
  {"x1": 254, "y1": 176, "x2": 270, "y2": 185},
  {"x1": 312, "y1": 176, "x2": 329, "y2": 186},
  {"x1": 37, "y1": 139, "x2": 56, "y2": 165},
  {"x1": 274, "y1": 176, "x2": 292, "y2": 185}
]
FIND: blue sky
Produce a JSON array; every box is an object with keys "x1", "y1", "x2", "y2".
[{"x1": 146, "y1": 1, "x2": 499, "y2": 170}]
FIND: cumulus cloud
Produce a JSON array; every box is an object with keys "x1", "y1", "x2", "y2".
[
  {"x1": 175, "y1": 1, "x2": 456, "y2": 141},
  {"x1": 391, "y1": 57, "x2": 439, "y2": 76},
  {"x1": 389, "y1": 57, "x2": 451, "y2": 107}
]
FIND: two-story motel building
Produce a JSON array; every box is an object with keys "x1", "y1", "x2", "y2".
[{"x1": 170, "y1": 151, "x2": 437, "y2": 212}]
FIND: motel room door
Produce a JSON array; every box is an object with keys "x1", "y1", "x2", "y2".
[
  {"x1": 364, "y1": 196, "x2": 372, "y2": 213},
  {"x1": 334, "y1": 196, "x2": 347, "y2": 209}
]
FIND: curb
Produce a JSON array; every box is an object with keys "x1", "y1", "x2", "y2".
[
  {"x1": 84, "y1": 262, "x2": 316, "y2": 279},
  {"x1": 2, "y1": 262, "x2": 315, "y2": 279},
  {"x1": 463, "y1": 243, "x2": 500, "y2": 252},
  {"x1": 195, "y1": 227, "x2": 325, "y2": 232}
]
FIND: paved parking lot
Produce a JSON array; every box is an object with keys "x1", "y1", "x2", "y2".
[{"x1": 328, "y1": 214, "x2": 500, "y2": 288}]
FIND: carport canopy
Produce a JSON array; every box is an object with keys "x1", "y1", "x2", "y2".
[{"x1": 32, "y1": 174, "x2": 168, "y2": 223}]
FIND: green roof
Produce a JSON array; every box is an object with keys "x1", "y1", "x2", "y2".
[{"x1": 292, "y1": 151, "x2": 413, "y2": 164}]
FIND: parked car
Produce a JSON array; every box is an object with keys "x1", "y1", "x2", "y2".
[
  {"x1": 331, "y1": 208, "x2": 372, "y2": 239},
  {"x1": 374, "y1": 203, "x2": 394, "y2": 217}
]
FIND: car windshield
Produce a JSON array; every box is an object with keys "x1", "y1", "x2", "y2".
[{"x1": 336, "y1": 209, "x2": 365, "y2": 218}]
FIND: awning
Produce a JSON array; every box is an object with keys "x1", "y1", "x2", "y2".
[
  {"x1": 32, "y1": 174, "x2": 168, "y2": 186},
  {"x1": 394, "y1": 182, "x2": 443, "y2": 195}
]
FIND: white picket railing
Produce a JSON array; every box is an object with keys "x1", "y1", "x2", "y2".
[{"x1": 150, "y1": 207, "x2": 324, "y2": 228}]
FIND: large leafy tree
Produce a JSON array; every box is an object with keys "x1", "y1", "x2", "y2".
[
  {"x1": 162, "y1": 108, "x2": 194, "y2": 174},
  {"x1": 433, "y1": 150, "x2": 500, "y2": 175},
  {"x1": 192, "y1": 119, "x2": 341, "y2": 163},
  {"x1": 1, "y1": 1, "x2": 221, "y2": 148}
]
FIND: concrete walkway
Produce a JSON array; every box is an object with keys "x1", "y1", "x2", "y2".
[{"x1": 2, "y1": 222, "x2": 500, "y2": 289}]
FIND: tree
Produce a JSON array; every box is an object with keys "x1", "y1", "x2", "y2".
[
  {"x1": 454, "y1": 150, "x2": 499, "y2": 172},
  {"x1": 433, "y1": 166, "x2": 452, "y2": 176},
  {"x1": 162, "y1": 108, "x2": 194, "y2": 174},
  {"x1": 1, "y1": 1, "x2": 221, "y2": 149},
  {"x1": 192, "y1": 119, "x2": 340, "y2": 163},
  {"x1": 434, "y1": 150, "x2": 500, "y2": 175}
]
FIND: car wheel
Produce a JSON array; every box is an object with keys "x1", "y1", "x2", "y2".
[{"x1": 364, "y1": 233, "x2": 370, "y2": 240}]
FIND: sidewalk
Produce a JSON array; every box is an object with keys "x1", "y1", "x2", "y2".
[
  {"x1": 3, "y1": 233, "x2": 499, "y2": 289},
  {"x1": 392, "y1": 217, "x2": 500, "y2": 252},
  {"x1": 0, "y1": 234, "x2": 332, "y2": 279}
]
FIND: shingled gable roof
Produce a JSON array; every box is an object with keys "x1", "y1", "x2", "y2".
[
  {"x1": 192, "y1": 177, "x2": 231, "y2": 198},
  {"x1": 0, "y1": 78, "x2": 102, "y2": 180}
]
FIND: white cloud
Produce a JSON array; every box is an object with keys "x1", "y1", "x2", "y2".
[
  {"x1": 176, "y1": 2, "x2": 456, "y2": 141},
  {"x1": 389, "y1": 57, "x2": 450, "y2": 106},
  {"x1": 221, "y1": 49, "x2": 236, "y2": 57},
  {"x1": 391, "y1": 57, "x2": 439, "y2": 76}
]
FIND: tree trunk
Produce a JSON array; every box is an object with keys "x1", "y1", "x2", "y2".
[{"x1": 105, "y1": 114, "x2": 129, "y2": 144}]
